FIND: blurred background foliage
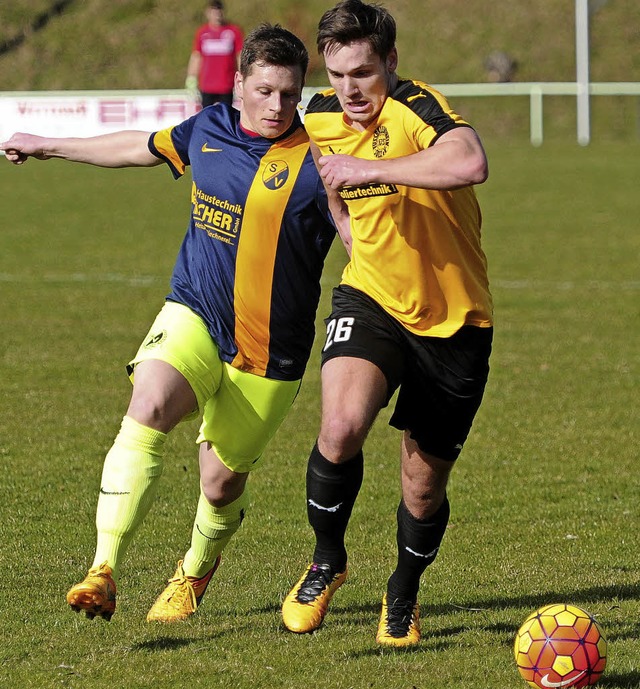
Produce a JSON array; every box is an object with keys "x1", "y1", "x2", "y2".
[{"x1": 0, "y1": 0, "x2": 638, "y2": 140}]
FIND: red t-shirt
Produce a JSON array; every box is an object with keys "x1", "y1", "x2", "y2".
[{"x1": 193, "y1": 23, "x2": 243, "y2": 94}]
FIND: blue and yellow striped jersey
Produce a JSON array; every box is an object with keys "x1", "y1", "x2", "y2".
[{"x1": 148, "y1": 104, "x2": 335, "y2": 380}]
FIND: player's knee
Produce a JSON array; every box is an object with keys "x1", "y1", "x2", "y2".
[
  {"x1": 319, "y1": 414, "x2": 368, "y2": 460},
  {"x1": 200, "y1": 475, "x2": 244, "y2": 507},
  {"x1": 201, "y1": 481, "x2": 226, "y2": 507},
  {"x1": 199, "y1": 449, "x2": 247, "y2": 507},
  {"x1": 402, "y1": 470, "x2": 450, "y2": 519},
  {"x1": 127, "y1": 392, "x2": 175, "y2": 432}
]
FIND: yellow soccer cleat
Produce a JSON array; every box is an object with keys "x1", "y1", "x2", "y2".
[
  {"x1": 375, "y1": 593, "x2": 421, "y2": 647},
  {"x1": 146, "y1": 557, "x2": 220, "y2": 622},
  {"x1": 66, "y1": 562, "x2": 117, "y2": 621},
  {"x1": 282, "y1": 563, "x2": 347, "y2": 633}
]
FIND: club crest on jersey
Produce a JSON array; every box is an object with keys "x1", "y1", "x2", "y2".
[
  {"x1": 372, "y1": 125, "x2": 390, "y2": 158},
  {"x1": 262, "y1": 160, "x2": 289, "y2": 190}
]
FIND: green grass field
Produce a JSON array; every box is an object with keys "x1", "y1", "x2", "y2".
[{"x1": 1, "y1": 141, "x2": 638, "y2": 688}]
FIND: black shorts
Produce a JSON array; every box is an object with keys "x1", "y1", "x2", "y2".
[
  {"x1": 321, "y1": 285, "x2": 493, "y2": 461},
  {"x1": 201, "y1": 92, "x2": 233, "y2": 108}
]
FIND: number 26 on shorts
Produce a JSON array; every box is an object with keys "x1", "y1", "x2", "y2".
[{"x1": 324, "y1": 317, "x2": 354, "y2": 351}]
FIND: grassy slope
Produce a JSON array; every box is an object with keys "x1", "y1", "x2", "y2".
[
  {"x1": 1, "y1": 0, "x2": 638, "y2": 141},
  {"x1": 1, "y1": 0, "x2": 638, "y2": 89}
]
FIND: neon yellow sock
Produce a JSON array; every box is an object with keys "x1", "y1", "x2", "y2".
[
  {"x1": 92, "y1": 415, "x2": 166, "y2": 579},
  {"x1": 182, "y1": 489, "x2": 249, "y2": 579}
]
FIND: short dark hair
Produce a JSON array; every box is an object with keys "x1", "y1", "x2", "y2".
[
  {"x1": 209, "y1": 1, "x2": 224, "y2": 9},
  {"x1": 317, "y1": 0, "x2": 396, "y2": 60},
  {"x1": 240, "y1": 24, "x2": 309, "y2": 81}
]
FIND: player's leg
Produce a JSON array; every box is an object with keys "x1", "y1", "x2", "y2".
[
  {"x1": 147, "y1": 363, "x2": 300, "y2": 622},
  {"x1": 187, "y1": 441, "x2": 249, "y2": 575},
  {"x1": 146, "y1": 443, "x2": 248, "y2": 622},
  {"x1": 282, "y1": 356, "x2": 386, "y2": 633},
  {"x1": 283, "y1": 286, "x2": 402, "y2": 634},
  {"x1": 282, "y1": 356, "x2": 385, "y2": 633},
  {"x1": 376, "y1": 436, "x2": 452, "y2": 646},
  {"x1": 315, "y1": 355, "x2": 386, "y2": 567},
  {"x1": 67, "y1": 302, "x2": 218, "y2": 620},
  {"x1": 66, "y1": 360, "x2": 196, "y2": 620},
  {"x1": 377, "y1": 325, "x2": 493, "y2": 645},
  {"x1": 95, "y1": 360, "x2": 197, "y2": 559}
]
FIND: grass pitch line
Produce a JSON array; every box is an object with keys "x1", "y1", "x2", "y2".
[
  {"x1": 0, "y1": 271, "x2": 165, "y2": 286},
  {"x1": 493, "y1": 278, "x2": 640, "y2": 291},
  {"x1": 2, "y1": 273, "x2": 638, "y2": 292}
]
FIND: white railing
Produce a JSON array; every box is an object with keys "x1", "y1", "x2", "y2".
[
  {"x1": 432, "y1": 82, "x2": 640, "y2": 146},
  {"x1": 1, "y1": 84, "x2": 639, "y2": 145}
]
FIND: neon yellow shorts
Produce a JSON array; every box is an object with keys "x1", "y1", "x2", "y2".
[{"x1": 129, "y1": 301, "x2": 301, "y2": 473}]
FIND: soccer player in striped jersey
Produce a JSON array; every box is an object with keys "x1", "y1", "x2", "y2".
[
  {"x1": 2, "y1": 24, "x2": 338, "y2": 623},
  {"x1": 281, "y1": 0, "x2": 494, "y2": 646}
]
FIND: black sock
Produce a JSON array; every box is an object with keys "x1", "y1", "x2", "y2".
[
  {"x1": 387, "y1": 496, "x2": 450, "y2": 602},
  {"x1": 306, "y1": 442, "x2": 363, "y2": 572}
]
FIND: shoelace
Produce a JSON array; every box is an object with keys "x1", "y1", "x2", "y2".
[
  {"x1": 296, "y1": 563, "x2": 334, "y2": 603},
  {"x1": 165, "y1": 570, "x2": 196, "y2": 607},
  {"x1": 88, "y1": 563, "x2": 112, "y2": 579},
  {"x1": 385, "y1": 598, "x2": 416, "y2": 637}
]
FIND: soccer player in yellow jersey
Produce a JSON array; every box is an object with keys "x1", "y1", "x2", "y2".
[{"x1": 282, "y1": 0, "x2": 493, "y2": 646}]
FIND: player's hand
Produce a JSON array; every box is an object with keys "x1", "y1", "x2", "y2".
[
  {"x1": 185, "y1": 75, "x2": 200, "y2": 102},
  {"x1": 318, "y1": 154, "x2": 372, "y2": 189},
  {"x1": 1, "y1": 133, "x2": 50, "y2": 164}
]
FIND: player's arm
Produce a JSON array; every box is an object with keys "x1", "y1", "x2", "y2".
[
  {"x1": 328, "y1": 190, "x2": 352, "y2": 257},
  {"x1": 310, "y1": 140, "x2": 352, "y2": 256},
  {"x1": 1, "y1": 131, "x2": 161, "y2": 168},
  {"x1": 317, "y1": 126, "x2": 488, "y2": 192},
  {"x1": 186, "y1": 51, "x2": 202, "y2": 95}
]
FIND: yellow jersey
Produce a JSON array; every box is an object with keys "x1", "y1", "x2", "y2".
[{"x1": 304, "y1": 78, "x2": 493, "y2": 337}]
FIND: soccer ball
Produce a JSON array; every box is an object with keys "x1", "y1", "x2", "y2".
[{"x1": 514, "y1": 604, "x2": 607, "y2": 688}]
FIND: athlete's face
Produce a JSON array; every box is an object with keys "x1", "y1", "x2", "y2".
[
  {"x1": 206, "y1": 7, "x2": 224, "y2": 27},
  {"x1": 236, "y1": 62, "x2": 303, "y2": 139},
  {"x1": 323, "y1": 39, "x2": 398, "y2": 131}
]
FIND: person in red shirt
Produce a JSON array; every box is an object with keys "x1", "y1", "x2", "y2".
[{"x1": 186, "y1": 0, "x2": 244, "y2": 107}]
